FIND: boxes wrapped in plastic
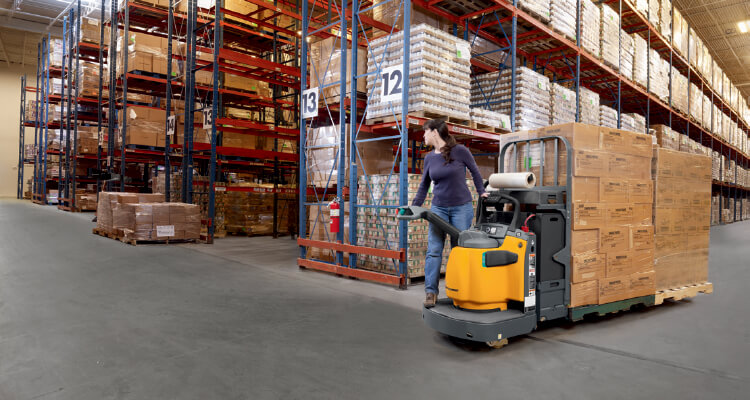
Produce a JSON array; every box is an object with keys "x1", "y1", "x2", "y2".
[
  {"x1": 579, "y1": 87, "x2": 600, "y2": 125},
  {"x1": 623, "y1": 113, "x2": 646, "y2": 134},
  {"x1": 648, "y1": 0, "x2": 659, "y2": 28},
  {"x1": 620, "y1": 33, "x2": 634, "y2": 80},
  {"x1": 469, "y1": 107, "x2": 511, "y2": 131},
  {"x1": 471, "y1": 67, "x2": 551, "y2": 131},
  {"x1": 701, "y1": 94, "x2": 711, "y2": 130},
  {"x1": 550, "y1": 83, "x2": 576, "y2": 125},
  {"x1": 689, "y1": 83, "x2": 702, "y2": 123},
  {"x1": 670, "y1": 67, "x2": 688, "y2": 114},
  {"x1": 581, "y1": 0, "x2": 600, "y2": 57},
  {"x1": 672, "y1": 8, "x2": 688, "y2": 58},
  {"x1": 648, "y1": 49, "x2": 669, "y2": 101},
  {"x1": 518, "y1": 0, "x2": 551, "y2": 23},
  {"x1": 659, "y1": 0, "x2": 671, "y2": 41},
  {"x1": 632, "y1": 33, "x2": 648, "y2": 87},
  {"x1": 599, "y1": 104, "x2": 618, "y2": 128},
  {"x1": 600, "y1": 4, "x2": 620, "y2": 70},
  {"x1": 366, "y1": 24, "x2": 471, "y2": 121},
  {"x1": 550, "y1": 0, "x2": 577, "y2": 41}
]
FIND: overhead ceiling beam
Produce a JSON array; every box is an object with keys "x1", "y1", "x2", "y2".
[
  {"x1": 0, "y1": 32, "x2": 11, "y2": 67},
  {"x1": 8, "y1": 0, "x2": 24, "y2": 21},
  {"x1": 47, "y1": 1, "x2": 77, "y2": 31}
]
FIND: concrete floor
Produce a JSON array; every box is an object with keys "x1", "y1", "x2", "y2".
[{"x1": 0, "y1": 198, "x2": 748, "y2": 400}]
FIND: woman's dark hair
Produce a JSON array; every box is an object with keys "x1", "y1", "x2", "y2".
[{"x1": 423, "y1": 118, "x2": 456, "y2": 165}]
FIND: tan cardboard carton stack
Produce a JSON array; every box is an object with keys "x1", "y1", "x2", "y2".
[
  {"x1": 580, "y1": 0, "x2": 601, "y2": 57},
  {"x1": 96, "y1": 192, "x2": 165, "y2": 234},
  {"x1": 113, "y1": 202, "x2": 201, "y2": 241},
  {"x1": 652, "y1": 148, "x2": 711, "y2": 290},
  {"x1": 652, "y1": 124, "x2": 679, "y2": 150},
  {"x1": 500, "y1": 123, "x2": 655, "y2": 307}
]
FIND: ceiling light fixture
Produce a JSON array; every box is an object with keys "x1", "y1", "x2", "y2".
[{"x1": 739, "y1": 21, "x2": 749, "y2": 34}]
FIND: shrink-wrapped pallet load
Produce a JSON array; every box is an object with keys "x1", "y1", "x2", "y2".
[
  {"x1": 670, "y1": 67, "x2": 688, "y2": 114},
  {"x1": 600, "y1": 4, "x2": 620, "y2": 71},
  {"x1": 581, "y1": 0, "x2": 601, "y2": 57},
  {"x1": 518, "y1": 0, "x2": 551, "y2": 23},
  {"x1": 366, "y1": 24, "x2": 471, "y2": 122},
  {"x1": 550, "y1": 83, "x2": 576, "y2": 125},
  {"x1": 599, "y1": 104, "x2": 619, "y2": 129},
  {"x1": 632, "y1": 33, "x2": 648, "y2": 88},
  {"x1": 579, "y1": 87, "x2": 600, "y2": 126},
  {"x1": 549, "y1": 0, "x2": 577, "y2": 41},
  {"x1": 472, "y1": 67, "x2": 551, "y2": 131}
]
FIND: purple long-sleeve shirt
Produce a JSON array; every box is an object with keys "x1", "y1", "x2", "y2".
[{"x1": 412, "y1": 144, "x2": 486, "y2": 207}]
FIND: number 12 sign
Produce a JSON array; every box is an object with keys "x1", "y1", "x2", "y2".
[
  {"x1": 380, "y1": 65, "x2": 404, "y2": 103},
  {"x1": 301, "y1": 87, "x2": 319, "y2": 119}
]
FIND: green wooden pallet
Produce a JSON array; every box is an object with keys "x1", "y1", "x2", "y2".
[{"x1": 569, "y1": 295, "x2": 655, "y2": 322}]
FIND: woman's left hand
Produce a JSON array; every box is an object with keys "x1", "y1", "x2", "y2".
[{"x1": 481, "y1": 193, "x2": 489, "y2": 198}]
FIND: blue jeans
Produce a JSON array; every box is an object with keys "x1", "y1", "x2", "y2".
[{"x1": 425, "y1": 201, "x2": 474, "y2": 295}]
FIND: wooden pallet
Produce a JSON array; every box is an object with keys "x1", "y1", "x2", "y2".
[
  {"x1": 119, "y1": 236, "x2": 197, "y2": 246},
  {"x1": 655, "y1": 282, "x2": 713, "y2": 305},
  {"x1": 569, "y1": 295, "x2": 655, "y2": 322},
  {"x1": 469, "y1": 121, "x2": 510, "y2": 134},
  {"x1": 367, "y1": 111, "x2": 470, "y2": 127},
  {"x1": 92, "y1": 227, "x2": 119, "y2": 240}
]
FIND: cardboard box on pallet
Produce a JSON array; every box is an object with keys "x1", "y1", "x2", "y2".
[
  {"x1": 652, "y1": 148, "x2": 711, "y2": 290},
  {"x1": 116, "y1": 202, "x2": 200, "y2": 241},
  {"x1": 504, "y1": 123, "x2": 656, "y2": 307},
  {"x1": 96, "y1": 192, "x2": 165, "y2": 234}
]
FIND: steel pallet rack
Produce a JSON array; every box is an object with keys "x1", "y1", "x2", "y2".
[
  {"x1": 176, "y1": 0, "x2": 302, "y2": 242},
  {"x1": 413, "y1": 0, "x2": 750, "y2": 222},
  {"x1": 297, "y1": 0, "x2": 508, "y2": 288},
  {"x1": 31, "y1": 35, "x2": 57, "y2": 205},
  {"x1": 17, "y1": 74, "x2": 28, "y2": 200}
]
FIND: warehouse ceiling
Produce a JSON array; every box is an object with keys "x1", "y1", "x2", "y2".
[
  {"x1": 675, "y1": 0, "x2": 750, "y2": 101},
  {"x1": 0, "y1": 0, "x2": 103, "y2": 66}
]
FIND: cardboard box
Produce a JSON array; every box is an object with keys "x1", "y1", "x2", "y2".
[
  {"x1": 573, "y1": 203, "x2": 605, "y2": 230},
  {"x1": 573, "y1": 149, "x2": 607, "y2": 177},
  {"x1": 606, "y1": 252, "x2": 637, "y2": 277},
  {"x1": 606, "y1": 203, "x2": 633, "y2": 225},
  {"x1": 572, "y1": 229, "x2": 599, "y2": 255},
  {"x1": 632, "y1": 203, "x2": 653, "y2": 226},
  {"x1": 572, "y1": 253, "x2": 605, "y2": 283},
  {"x1": 599, "y1": 276, "x2": 630, "y2": 304},
  {"x1": 630, "y1": 225, "x2": 654, "y2": 250},
  {"x1": 629, "y1": 270, "x2": 656, "y2": 298},
  {"x1": 600, "y1": 225, "x2": 629, "y2": 253},
  {"x1": 541, "y1": 122, "x2": 601, "y2": 150},
  {"x1": 600, "y1": 178, "x2": 628, "y2": 203},
  {"x1": 629, "y1": 179, "x2": 653, "y2": 203},
  {"x1": 631, "y1": 248, "x2": 655, "y2": 273},
  {"x1": 571, "y1": 280, "x2": 599, "y2": 307},
  {"x1": 571, "y1": 177, "x2": 599, "y2": 202}
]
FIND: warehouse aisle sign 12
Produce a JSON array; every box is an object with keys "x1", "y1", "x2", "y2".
[
  {"x1": 380, "y1": 65, "x2": 404, "y2": 103},
  {"x1": 302, "y1": 87, "x2": 319, "y2": 119}
]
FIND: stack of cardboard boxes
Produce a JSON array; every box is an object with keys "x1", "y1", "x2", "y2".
[
  {"x1": 580, "y1": 0, "x2": 601, "y2": 57},
  {"x1": 500, "y1": 123, "x2": 656, "y2": 307},
  {"x1": 96, "y1": 192, "x2": 165, "y2": 234},
  {"x1": 113, "y1": 202, "x2": 201, "y2": 241},
  {"x1": 652, "y1": 149, "x2": 711, "y2": 290}
]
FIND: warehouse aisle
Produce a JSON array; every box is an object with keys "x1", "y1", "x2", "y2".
[{"x1": 0, "y1": 199, "x2": 748, "y2": 400}]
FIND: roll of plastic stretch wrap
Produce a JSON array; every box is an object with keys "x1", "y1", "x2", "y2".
[{"x1": 488, "y1": 172, "x2": 537, "y2": 189}]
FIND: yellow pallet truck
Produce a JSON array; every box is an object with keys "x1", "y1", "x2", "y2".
[{"x1": 398, "y1": 135, "x2": 583, "y2": 348}]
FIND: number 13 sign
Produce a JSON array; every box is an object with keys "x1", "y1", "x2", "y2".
[
  {"x1": 301, "y1": 87, "x2": 318, "y2": 119},
  {"x1": 380, "y1": 65, "x2": 404, "y2": 103}
]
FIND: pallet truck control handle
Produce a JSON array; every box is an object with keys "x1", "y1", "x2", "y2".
[{"x1": 397, "y1": 206, "x2": 461, "y2": 243}]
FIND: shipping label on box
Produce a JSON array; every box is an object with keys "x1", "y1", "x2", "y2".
[
  {"x1": 572, "y1": 229, "x2": 599, "y2": 255},
  {"x1": 600, "y1": 226, "x2": 629, "y2": 252},
  {"x1": 600, "y1": 178, "x2": 629, "y2": 203},
  {"x1": 572, "y1": 177, "x2": 600, "y2": 202},
  {"x1": 630, "y1": 225, "x2": 654, "y2": 249},
  {"x1": 572, "y1": 253, "x2": 605, "y2": 283},
  {"x1": 571, "y1": 280, "x2": 599, "y2": 307},
  {"x1": 573, "y1": 203, "x2": 605, "y2": 229}
]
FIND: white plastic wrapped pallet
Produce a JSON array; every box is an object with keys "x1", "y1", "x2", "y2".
[
  {"x1": 496, "y1": 67, "x2": 551, "y2": 131},
  {"x1": 623, "y1": 112, "x2": 647, "y2": 134},
  {"x1": 579, "y1": 87, "x2": 600, "y2": 125},
  {"x1": 648, "y1": 0, "x2": 659, "y2": 28},
  {"x1": 621, "y1": 33, "x2": 634, "y2": 81},
  {"x1": 599, "y1": 104, "x2": 618, "y2": 129},
  {"x1": 660, "y1": 0, "x2": 671, "y2": 40},
  {"x1": 600, "y1": 4, "x2": 620, "y2": 70},
  {"x1": 670, "y1": 67, "x2": 688, "y2": 114},
  {"x1": 549, "y1": 0, "x2": 577, "y2": 41},
  {"x1": 581, "y1": 0, "x2": 600, "y2": 57},
  {"x1": 518, "y1": 0, "x2": 551, "y2": 23},
  {"x1": 689, "y1": 82, "x2": 702, "y2": 122},
  {"x1": 365, "y1": 24, "x2": 472, "y2": 121},
  {"x1": 702, "y1": 94, "x2": 711, "y2": 130},
  {"x1": 632, "y1": 33, "x2": 648, "y2": 87},
  {"x1": 550, "y1": 83, "x2": 576, "y2": 125}
]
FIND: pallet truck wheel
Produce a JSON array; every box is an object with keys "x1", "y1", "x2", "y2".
[{"x1": 486, "y1": 339, "x2": 509, "y2": 349}]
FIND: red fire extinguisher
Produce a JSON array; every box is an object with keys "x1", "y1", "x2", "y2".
[{"x1": 329, "y1": 197, "x2": 340, "y2": 234}]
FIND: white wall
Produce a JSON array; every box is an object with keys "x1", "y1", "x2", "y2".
[{"x1": 0, "y1": 65, "x2": 38, "y2": 198}]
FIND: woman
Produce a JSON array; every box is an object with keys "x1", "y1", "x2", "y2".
[{"x1": 412, "y1": 119, "x2": 488, "y2": 308}]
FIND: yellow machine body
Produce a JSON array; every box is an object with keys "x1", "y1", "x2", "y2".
[{"x1": 444, "y1": 236, "x2": 528, "y2": 311}]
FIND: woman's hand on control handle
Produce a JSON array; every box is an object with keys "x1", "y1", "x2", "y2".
[{"x1": 481, "y1": 193, "x2": 489, "y2": 198}]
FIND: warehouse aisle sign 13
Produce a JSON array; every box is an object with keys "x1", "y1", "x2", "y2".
[
  {"x1": 302, "y1": 87, "x2": 319, "y2": 119},
  {"x1": 380, "y1": 65, "x2": 404, "y2": 103},
  {"x1": 202, "y1": 107, "x2": 213, "y2": 130}
]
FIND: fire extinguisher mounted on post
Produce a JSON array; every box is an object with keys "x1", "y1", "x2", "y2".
[{"x1": 329, "y1": 197, "x2": 341, "y2": 235}]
